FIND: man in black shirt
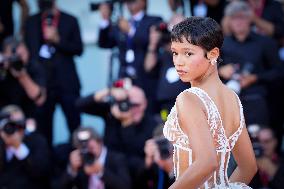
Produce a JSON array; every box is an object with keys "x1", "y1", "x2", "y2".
[
  {"x1": 24, "y1": 0, "x2": 83, "y2": 146},
  {"x1": 0, "y1": 37, "x2": 46, "y2": 118},
  {"x1": 219, "y1": 1, "x2": 283, "y2": 125},
  {"x1": 98, "y1": 0, "x2": 162, "y2": 113},
  {"x1": 222, "y1": 0, "x2": 284, "y2": 44},
  {"x1": 76, "y1": 84, "x2": 159, "y2": 188}
]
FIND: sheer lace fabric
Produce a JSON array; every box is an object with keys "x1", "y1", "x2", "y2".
[{"x1": 163, "y1": 87, "x2": 252, "y2": 189}]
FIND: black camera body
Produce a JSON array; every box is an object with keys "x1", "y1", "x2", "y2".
[
  {"x1": 109, "y1": 78, "x2": 137, "y2": 112},
  {"x1": 0, "y1": 53, "x2": 24, "y2": 72},
  {"x1": 0, "y1": 119, "x2": 26, "y2": 135},
  {"x1": 247, "y1": 124, "x2": 263, "y2": 158},
  {"x1": 252, "y1": 139, "x2": 263, "y2": 158},
  {"x1": 80, "y1": 144, "x2": 97, "y2": 165},
  {"x1": 116, "y1": 98, "x2": 132, "y2": 112},
  {"x1": 76, "y1": 131, "x2": 96, "y2": 165},
  {"x1": 155, "y1": 137, "x2": 172, "y2": 160},
  {"x1": 0, "y1": 44, "x2": 25, "y2": 80},
  {"x1": 7, "y1": 54, "x2": 24, "y2": 71}
]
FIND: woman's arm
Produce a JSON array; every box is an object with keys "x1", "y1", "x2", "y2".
[
  {"x1": 230, "y1": 125, "x2": 257, "y2": 184},
  {"x1": 169, "y1": 92, "x2": 218, "y2": 189}
]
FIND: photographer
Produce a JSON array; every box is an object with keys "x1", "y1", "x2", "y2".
[
  {"x1": 76, "y1": 83, "x2": 159, "y2": 187},
  {"x1": 0, "y1": 105, "x2": 50, "y2": 189},
  {"x1": 249, "y1": 127, "x2": 284, "y2": 189},
  {"x1": 144, "y1": 19, "x2": 187, "y2": 113},
  {"x1": 56, "y1": 127, "x2": 131, "y2": 189},
  {"x1": 219, "y1": 1, "x2": 283, "y2": 126},
  {"x1": 0, "y1": 37, "x2": 46, "y2": 117},
  {"x1": 97, "y1": 0, "x2": 162, "y2": 113},
  {"x1": 137, "y1": 125, "x2": 174, "y2": 189},
  {"x1": 24, "y1": 0, "x2": 83, "y2": 146}
]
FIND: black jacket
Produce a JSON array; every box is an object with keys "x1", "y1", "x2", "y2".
[
  {"x1": 58, "y1": 150, "x2": 131, "y2": 189},
  {"x1": 0, "y1": 132, "x2": 50, "y2": 189},
  {"x1": 24, "y1": 11, "x2": 83, "y2": 93},
  {"x1": 98, "y1": 15, "x2": 162, "y2": 102}
]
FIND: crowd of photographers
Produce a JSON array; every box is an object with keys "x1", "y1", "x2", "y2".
[{"x1": 0, "y1": 0, "x2": 284, "y2": 188}]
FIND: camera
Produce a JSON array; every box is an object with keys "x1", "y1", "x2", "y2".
[
  {"x1": 0, "y1": 119, "x2": 26, "y2": 135},
  {"x1": 155, "y1": 137, "x2": 172, "y2": 160},
  {"x1": 0, "y1": 52, "x2": 24, "y2": 80},
  {"x1": 154, "y1": 22, "x2": 171, "y2": 46},
  {"x1": 110, "y1": 78, "x2": 139, "y2": 112},
  {"x1": 226, "y1": 62, "x2": 254, "y2": 94},
  {"x1": 247, "y1": 124, "x2": 263, "y2": 158},
  {"x1": 76, "y1": 130, "x2": 96, "y2": 165},
  {"x1": 110, "y1": 96, "x2": 139, "y2": 112}
]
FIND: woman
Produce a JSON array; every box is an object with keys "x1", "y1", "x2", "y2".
[{"x1": 163, "y1": 17, "x2": 257, "y2": 189}]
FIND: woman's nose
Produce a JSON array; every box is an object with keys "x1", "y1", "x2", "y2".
[{"x1": 174, "y1": 55, "x2": 185, "y2": 66}]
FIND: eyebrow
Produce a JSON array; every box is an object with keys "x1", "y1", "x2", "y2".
[{"x1": 171, "y1": 47, "x2": 194, "y2": 51}]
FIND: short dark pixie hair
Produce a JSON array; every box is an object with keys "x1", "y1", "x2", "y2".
[{"x1": 171, "y1": 17, "x2": 223, "y2": 58}]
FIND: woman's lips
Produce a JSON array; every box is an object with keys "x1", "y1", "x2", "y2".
[{"x1": 177, "y1": 70, "x2": 187, "y2": 76}]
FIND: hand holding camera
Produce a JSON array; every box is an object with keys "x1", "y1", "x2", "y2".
[
  {"x1": 144, "y1": 139, "x2": 158, "y2": 168},
  {"x1": 70, "y1": 129, "x2": 103, "y2": 176},
  {"x1": 144, "y1": 137, "x2": 172, "y2": 169},
  {"x1": 69, "y1": 149, "x2": 83, "y2": 174},
  {"x1": 0, "y1": 41, "x2": 28, "y2": 80}
]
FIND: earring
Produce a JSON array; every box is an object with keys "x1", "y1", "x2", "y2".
[{"x1": 211, "y1": 59, "x2": 217, "y2": 65}]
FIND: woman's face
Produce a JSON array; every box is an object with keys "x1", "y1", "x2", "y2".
[{"x1": 171, "y1": 38, "x2": 210, "y2": 83}]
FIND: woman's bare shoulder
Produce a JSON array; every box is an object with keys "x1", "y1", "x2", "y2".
[{"x1": 175, "y1": 90, "x2": 206, "y2": 119}]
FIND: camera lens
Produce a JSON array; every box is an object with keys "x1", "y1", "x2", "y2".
[
  {"x1": 117, "y1": 99, "x2": 130, "y2": 112},
  {"x1": 81, "y1": 151, "x2": 96, "y2": 165},
  {"x1": 3, "y1": 123, "x2": 17, "y2": 135}
]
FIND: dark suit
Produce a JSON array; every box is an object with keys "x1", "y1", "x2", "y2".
[
  {"x1": 98, "y1": 14, "x2": 162, "y2": 112},
  {"x1": 24, "y1": 11, "x2": 83, "y2": 145},
  {"x1": 0, "y1": 132, "x2": 50, "y2": 189},
  {"x1": 57, "y1": 150, "x2": 131, "y2": 189}
]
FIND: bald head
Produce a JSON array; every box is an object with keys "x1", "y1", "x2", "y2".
[{"x1": 128, "y1": 86, "x2": 147, "y2": 105}]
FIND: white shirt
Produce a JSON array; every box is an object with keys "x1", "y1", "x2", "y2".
[{"x1": 6, "y1": 143, "x2": 30, "y2": 161}]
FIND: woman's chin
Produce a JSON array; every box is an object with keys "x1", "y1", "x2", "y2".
[{"x1": 180, "y1": 77, "x2": 190, "y2": 83}]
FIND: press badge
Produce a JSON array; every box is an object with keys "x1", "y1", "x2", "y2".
[
  {"x1": 193, "y1": 3, "x2": 207, "y2": 17},
  {"x1": 39, "y1": 44, "x2": 55, "y2": 59},
  {"x1": 39, "y1": 44, "x2": 51, "y2": 59},
  {"x1": 166, "y1": 67, "x2": 179, "y2": 83},
  {"x1": 126, "y1": 49, "x2": 135, "y2": 63}
]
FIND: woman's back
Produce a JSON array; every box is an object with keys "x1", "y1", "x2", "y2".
[{"x1": 163, "y1": 86, "x2": 253, "y2": 188}]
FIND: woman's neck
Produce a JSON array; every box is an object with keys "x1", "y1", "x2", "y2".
[{"x1": 190, "y1": 65, "x2": 223, "y2": 91}]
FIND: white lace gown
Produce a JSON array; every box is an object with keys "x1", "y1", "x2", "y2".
[{"x1": 163, "y1": 87, "x2": 252, "y2": 189}]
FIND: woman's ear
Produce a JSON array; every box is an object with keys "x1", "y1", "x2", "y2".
[{"x1": 207, "y1": 47, "x2": 220, "y2": 61}]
